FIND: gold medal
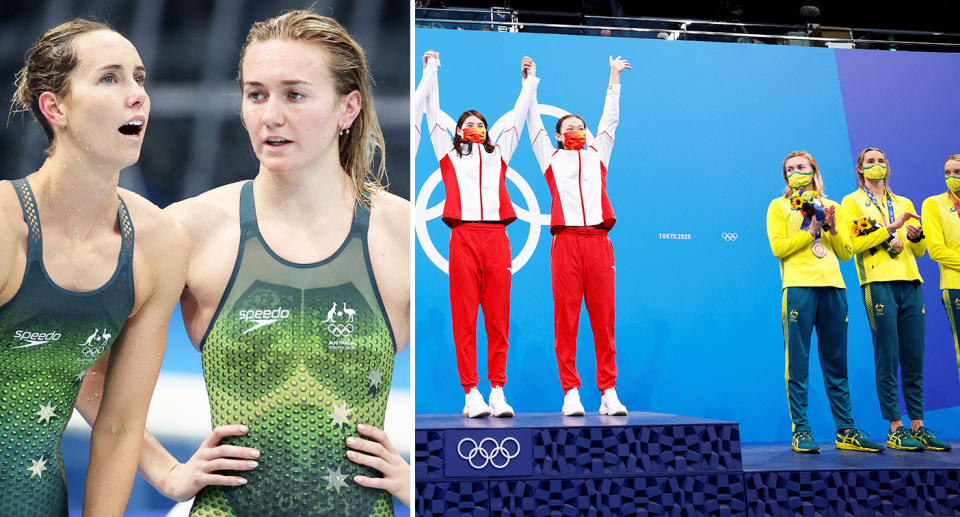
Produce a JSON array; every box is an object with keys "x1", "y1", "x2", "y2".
[{"x1": 812, "y1": 243, "x2": 826, "y2": 258}]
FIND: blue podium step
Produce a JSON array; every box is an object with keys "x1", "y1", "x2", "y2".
[
  {"x1": 416, "y1": 411, "x2": 744, "y2": 516},
  {"x1": 742, "y1": 443, "x2": 960, "y2": 517},
  {"x1": 416, "y1": 413, "x2": 960, "y2": 516}
]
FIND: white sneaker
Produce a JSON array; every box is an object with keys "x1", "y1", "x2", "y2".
[
  {"x1": 488, "y1": 386, "x2": 515, "y2": 417},
  {"x1": 599, "y1": 387, "x2": 628, "y2": 416},
  {"x1": 561, "y1": 387, "x2": 585, "y2": 416},
  {"x1": 462, "y1": 387, "x2": 491, "y2": 418}
]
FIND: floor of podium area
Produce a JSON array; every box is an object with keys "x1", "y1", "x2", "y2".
[{"x1": 416, "y1": 412, "x2": 960, "y2": 516}]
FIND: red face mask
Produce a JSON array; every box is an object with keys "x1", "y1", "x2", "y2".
[
  {"x1": 461, "y1": 126, "x2": 486, "y2": 144},
  {"x1": 562, "y1": 130, "x2": 586, "y2": 150}
]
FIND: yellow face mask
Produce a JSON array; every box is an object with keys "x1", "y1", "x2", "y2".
[
  {"x1": 787, "y1": 171, "x2": 813, "y2": 189},
  {"x1": 946, "y1": 176, "x2": 960, "y2": 193},
  {"x1": 861, "y1": 163, "x2": 888, "y2": 181}
]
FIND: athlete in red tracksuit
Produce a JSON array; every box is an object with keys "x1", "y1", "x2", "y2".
[
  {"x1": 421, "y1": 52, "x2": 538, "y2": 417},
  {"x1": 524, "y1": 56, "x2": 630, "y2": 416}
]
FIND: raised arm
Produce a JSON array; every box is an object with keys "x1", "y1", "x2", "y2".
[
  {"x1": 522, "y1": 59, "x2": 554, "y2": 173},
  {"x1": 422, "y1": 51, "x2": 452, "y2": 162},
  {"x1": 495, "y1": 56, "x2": 539, "y2": 165},
  {"x1": 413, "y1": 52, "x2": 440, "y2": 156},
  {"x1": 594, "y1": 56, "x2": 629, "y2": 167}
]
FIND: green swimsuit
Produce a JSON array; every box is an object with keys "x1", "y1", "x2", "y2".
[
  {"x1": 190, "y1": 181, "x2": 396, "y2": 517},
  {"x1": 0, "y1": 179, "x2": 134, "y2": 516}
]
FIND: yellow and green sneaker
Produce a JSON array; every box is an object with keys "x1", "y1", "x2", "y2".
[
  {"x1": 887, "y1": 426, "x2": 925, "y2": 451},
  {"x1": 912, "y1": 427, "x2": 952, "y2": 451},
  {"x1": 791, "y1": 430, "x2": 820, "y2": 453},
  {"x1": 835, "y1": 428, "x2": 883, "y2": 452}
]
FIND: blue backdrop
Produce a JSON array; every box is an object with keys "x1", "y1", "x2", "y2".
[{"x1": 413, "y1": 28, "x2": 960, "y2": 444}]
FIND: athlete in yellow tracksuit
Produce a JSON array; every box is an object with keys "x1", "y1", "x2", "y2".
[
  {"x1": 767, "y1": 151, "x2": 881, "y2": 454},
  {"x1": 920, "y1": 154, "x2": 960, "y2": 452},
  {"x1": 839, "y1": 147, "x2": 949, "y2": 451}
]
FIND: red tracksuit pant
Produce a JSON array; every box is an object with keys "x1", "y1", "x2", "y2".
[
  {"x1": 552, "y1": 227, "x2": 617, "y2": 392},
  {"x1": 449, "y1": 223, "x2": 511, "y2": 392}
]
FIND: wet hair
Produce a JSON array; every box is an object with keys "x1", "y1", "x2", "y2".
[
  {"x1": 240, "y1": 10, "x2": 386, "y2": 206},
  {"x1": 554, "y1": 114, "x2": 586, "y2": 149},
  {"x1": 781, "y1": 150, "x2": 826, "y2": 198},
  {"x1": 452, "y1": 109, "x2": 494, "y2": 157},
  {"x1": 10, "y1": 18, "x2": 114, "y2": 154},
  {"x1": 855, "y1": 147, "x2": 893, "y2": 193}
]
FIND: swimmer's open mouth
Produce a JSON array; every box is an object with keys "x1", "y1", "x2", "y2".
[
  {"x1": 118, "y1": 117, "x2": 145, "y2": 137},
  {"x1": 265, "y1": 137, "x2": 292, "y2": 147}
]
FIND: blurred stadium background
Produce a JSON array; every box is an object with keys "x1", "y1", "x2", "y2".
[{"x1": 0, "y1": 1, "x2": 410, "y2": 516}]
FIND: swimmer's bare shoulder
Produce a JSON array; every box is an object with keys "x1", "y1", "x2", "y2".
[
  {"x1": 117, "y1": 188, "x2": 190, "y2": 316},
  {"x1": 0, "y1": 181, "x2": 28, "y2": 303},
  {"x1": 367, "y1": 189, "x2": 410, "y2": 352},
  {"x1": 164, "y1": 182, "x2": 246, "y2": 346}
]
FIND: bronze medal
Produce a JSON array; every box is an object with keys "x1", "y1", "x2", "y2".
[{"x1": 812, "y1": 243, "x2": 826, "y2": 258}]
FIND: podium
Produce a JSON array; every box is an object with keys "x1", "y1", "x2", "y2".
[
  {"x1": 416, "y1": 412, "x2": 744, "y2": 515},
  {"x1": 415, "y1": 412, "x2": 960, "y2": 516}
]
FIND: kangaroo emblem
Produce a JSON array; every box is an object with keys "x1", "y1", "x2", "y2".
[{"x1": 322, "y1": 302, "x2": 337, "y2": 323}]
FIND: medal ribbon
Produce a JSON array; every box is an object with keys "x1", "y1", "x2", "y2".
[{"x1": 862, "y1": 186, "x2": 895, "y2": 225}]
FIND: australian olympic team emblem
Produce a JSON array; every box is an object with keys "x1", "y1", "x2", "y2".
[
  {"x1": 322, "y1": 302, "x2": 357, "y2": 342},
  {"x1": 77, "y1": 328, "x2": 112, "y2": 364},
  {"x1": 320, "y1": 302, "x2": 357, "y2": 350},
  {"x1": 457, "y1": 436, "x2": 520, "y2": 469},
  {"x1": 417, "y1": 104, "x2": 587, "y2": 274}
]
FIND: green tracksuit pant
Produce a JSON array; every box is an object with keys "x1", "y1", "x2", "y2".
[
  {"x1": 941, "y1": 289, "x2": 960, "y2": 384},
  {"x1": 861, "y1": 280, "x2": 925, "y2": 422},
  {"x1": 782, "y1": 286, "x2": 855, "y2": 432}
]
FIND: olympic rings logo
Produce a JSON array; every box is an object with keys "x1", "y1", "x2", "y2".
[
  {"x1": 457, "y1": 437, "x2": 520, "y2": 469},
  {"x1": 416, "y1": 105, "x2": 583, "y2": 275},
  {"x1": 721, "y1": 233, "x2": 739, "y2": 242},
  {"x1": 81, "y1": 346, "x2": 102, "y2": 357},
  {"x1": 327, "y1": 323, "x2": 355, "y2": 337}
]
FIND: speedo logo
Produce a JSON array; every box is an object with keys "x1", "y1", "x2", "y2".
[
  {"x1": 238, "y1": 307, "x2": 291, "y2": 334},
  {"x1": 11, "y1": 330, "x2": 62, "y2": 349}
]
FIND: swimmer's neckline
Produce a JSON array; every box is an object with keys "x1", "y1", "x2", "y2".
[
  {"x1": 247, "y1": 181, "x2": 358, "y2": 269},
  {"x1": 8, "y1": 178, "x2": 133, "y2": 299}
]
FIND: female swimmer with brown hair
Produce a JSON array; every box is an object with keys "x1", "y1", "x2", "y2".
[{"x1": 2, "y1": 18, "x2": 188, "y2": 515}]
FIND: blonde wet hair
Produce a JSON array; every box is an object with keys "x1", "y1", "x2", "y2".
[
  {"x1": 10, "y1": 18, "x2": 114, "y2": 155},
  {"x1": 240, "y1": 10, "x2": 387, "y2": 207}
]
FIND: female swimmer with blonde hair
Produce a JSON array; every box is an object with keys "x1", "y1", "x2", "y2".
[
  {"x1": 2, "y1": 18, "x2": 188, "y2": 515},
  {"x1": 839, "y1": 147, "x2": 949, "y2": 452},
  {"x1": 766, "y1": 150, "x2": 881, "y2": 454},
  {"x1": 80, "y1": 10, "x2": 410, "y2": 515},
  {"x1": 919, "y1": 153, "x2": 960, "y2": 451}
]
